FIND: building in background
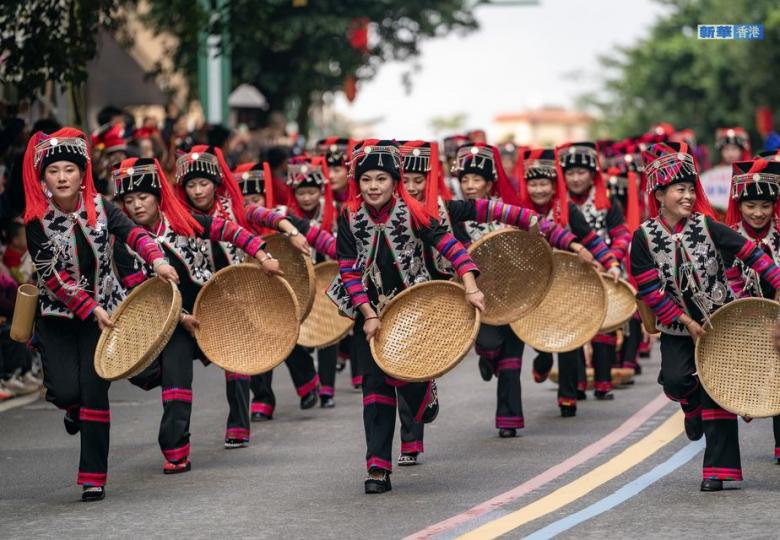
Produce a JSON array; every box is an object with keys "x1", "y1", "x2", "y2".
[{"x1": 493, "y1": 106, "x2": 594, "y2": 146}]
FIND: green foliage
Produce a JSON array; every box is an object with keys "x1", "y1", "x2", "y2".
[
  {"x1": 144, "y1": 0, "x2": 478, "y2": 131},
  {"x1": 582, "y1": 0, "x2": 780, "y2": 145},
  {"x1": 0, "y1": 0, "x2": 132, "y2": 95}
]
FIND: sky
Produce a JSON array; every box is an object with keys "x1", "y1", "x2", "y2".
[{"x1": 331, "y1": 0, "x2": 670, "y2": 140}]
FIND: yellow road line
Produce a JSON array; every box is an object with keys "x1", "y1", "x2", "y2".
[{"x1": 457, "y1": 411, "x2": 683, "y2": 540}]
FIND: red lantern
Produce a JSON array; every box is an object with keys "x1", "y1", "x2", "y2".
[
  {"x1": 344, "y1": 75, "x2": 357, "y2": 102},
  {"x1": 348, "y1": 18, "x2": 369, "y2": 54},
  {"x1": 756, "y1": 106, "x2": 774, "y2": 137}
]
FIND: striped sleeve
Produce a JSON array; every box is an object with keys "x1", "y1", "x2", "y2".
[
  {"x1": 608, "y1": 223, "x2": 631, "y2": 263},
  {"x1": 336, "y1": 213, "x2": 368, "y2": 308},
  {"x1": 734, "y1": 241, "x2": 780, "y2": 290},
  {"x1": 305, "y1": 225, "x2": 337, "y2": 259},
  {"x1": 245, "y1": 205, "x2": 285, "y2": 230},
  {"x1": 433, "y1": 232, "x2": 478, "y2": 277},
  {"x1": 724, "y1": 265, "x2": 747, "y2": 298},
  {"x1": 629, "y1": 229, "x2": 684, "y2": 325},
  {"x1": 126, "y1": 228, "x2": 165, "y2": 266},
  {"x1": 582, "y1": 231, "x2": 619, "y2": 268},
  {"x1": 209, "y1": 217, "x2": 265, "y2": 257},
  {"x1": 471, "y1": 199, "x2": 576, "y2": 250},
  {"x1": 44, "y1": 271, "x2": 99, "y2": 320}
]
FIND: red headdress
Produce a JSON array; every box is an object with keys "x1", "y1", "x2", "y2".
[
  {"x1": 175, "y1": 145, "x2": 248, "y2": 227},
  {"x1": 725, "y1": 159, "x2": 780, "y2": 226},
  {"x1": 286, "y1": 155, "x2": 335, "y2": 232},
  {"x1": 23, "y1": 127, "x2": 98, "y2": 226},
  {"x1": 453, "y1": 143, "x2": 520, "y2": 205},
  {"x1": 346, "y1": 139, "x2": 436, "y2": 227},
  {"x1": 398, "y1": 140, "x2": 444, "y2": 217},
  {"x1": 555, "y1": 141, "x2": 610, "y2": 210},
  {"x1": 233, "y1": 161, "x2": 275, "y2": 209},
  {"x1": 715, "y1": 127, "x2": 752, "y2": 162},
  {"x1": 113, "y1": 157, "x2": 203, "y2": 237},
  {"x1": 642, "y1": 141, "x2": 715, "y2": 218}
]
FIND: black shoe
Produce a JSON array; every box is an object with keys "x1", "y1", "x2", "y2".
[
  {"x1": 251, "y1": 411, "x2": 272, "y2": 422},
  {"x1": 684, "y1": 415, "x2": 703, "y2": 441},
  {"x1": 700, "y1": 478, "x2": 723, "y2": 492},
  {"x1": 336, "y1": 361, "x2": 346, "y2": 373},
  {"x1": 634, "y1": 364, "x2": 643, "y2": 375},
  {"x1": 300, "y1": 390, "x2": 318, "y2": 410},
  {"x1": 595, "y1": 391, "x2": 614, "y2": 401},
  {"x1": 576, "y1": 390, "x2": 587, "y2": 400},
  {"x1": 64, "y1": 411, "x2": 81, "y2": 436},
  {"x1": 365, "y1": 471, "x2": 392, "y2": 494},
  {"x1": 498, "y1": 428, "x2": 517, "y2": 438},
  {"x1": 776, "y1": 458, "x2": 780, "y2": 465},
  {"x1": 478, "y1": 357, "x2": 493, "y2": 382},
  {"x1": 398, "y1": 453, "x2": 418, "y2": 466},
  {"x1": 81, "y1": 486, "x2": 105, "y2": 502},
  {"x1": 422, "y1": 381, "x2": 439, "y2": 424},
  {"x1": 224, "y1": 438, "x2": 249, "y2": 449},
  {"x1": 639, "y1": 350, "x2": 650, "y2": 359},
  {"x1": 320, "y1": 395, "x2": 335, "y2": 408},
  {"x1": 353, "y1": 383, "x2": 362, "y2": 391},
  {"x1": 560, "y1": 406, "x2": 577, "y2": 418}
]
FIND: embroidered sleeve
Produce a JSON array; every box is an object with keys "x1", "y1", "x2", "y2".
[
  {"x1": 710, "y1": 218, "x2": 780, "y2": 291},
  {"x1": 629, "y1": 228, "x2": 684, "y2": 325},
  {"x1": 245, "y1": 205, "x2": 286, "y2": 231},
  {"x1": 608, "y1": 223, "x2": 632, "y2": 263},
  {"x1": 208, "y1": 216, "x2": 265, "y2": 257},
  {"x1": 461, "y1": 199, "x2": 576, "y2": 250},
  {"x1": 113, "y1": 241, "x2": 148, "y2": 290},
  {"x1": 26, "y1": 221, "x2": 98, "y2": 320},
  {"x1": 105, "y1": 199, "x2": 165, "y2": 266},
  {"x1": 569, "y1": 205, "x2": 618, "y2": 268},
  {"x1": 724, "y1": 265, "x2": 748, "y2": 298},
  {"x1": 305, "y1": 225, "x2": 337, "y2": 259},
  {"x1": 420, "y1": 219, "x2": 479, "y2": 278},
  {"x1": 336, "y1": 213, "x2": 368, "y2": 308}
]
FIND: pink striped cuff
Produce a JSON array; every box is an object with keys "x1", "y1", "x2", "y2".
[
  {"x1": 363, "y1": 394, "x2": 397, "y2": 407},
  {"x1": 367, "y1": 456, "x2": 393, "y2": 472},
  {"x1": 225, "y1": 427, "x2": 250, "y2": 441},
  {"x1": 225, "y1": 372, "x2": 251, "y2": 382},
  {"x1": 77, "y1": 471, "x2": 107, "y2": 486},
  {"x1": 162, "y1": 388, "x2": 192, "y2": 404},
  {"x1": 401, "y1": 440, "x2": 424, "y2": 454},
  {"x1": 79, "y1": 408, "x2": 111, "y2": 423},
  {"x1": 497, "y1": 358, "x2": 522, "y2": 371},
  {"x1": 162, "y1": 443, "x2": 191, "y2": 463},
  {"x1": 251, "y1": 401, "x2": 274, "y2": 416},
  {"x1": 319, "y1": 385, "x2": 335, "y2": 397},
  {"x1": 297, "y1": 374, "x2": 320, "y2": 397},
  {"x1": 702, "y1": 409, "x2": 737, "y2": 421},
  {"x1": 496, "y1": 416, "x2": 525, "y2": 429},
  {"x1": 702, "y1": 467, "x2": 742, "y2": 481}
]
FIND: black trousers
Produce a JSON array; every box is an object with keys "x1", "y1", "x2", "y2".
[
  {"x1": 340, "y1": 333, "x2": 362, "y2": 387},
  {"x1": 317, "y1": 344, "x2": 338, "y2": 397},
  {"x1": 225, "y1": 371, "x2": 251, "y2": 441},
  {"x1": 249, "y1": 345, "x2": 319, "y2": 416},
  {"x1": 620, "y1": 318, "x2": 642, "y2": 369},
  {"x1": 129, "y1": 325, "x2": 194, "y2": 463},
  {"x1": 37, "y1": 316, "x2": 110, "y2": 486},
  {"x1": 475, "y1": 324, "x2": 524, "y2": 429},
  {"x1": 531, "y1": 349, "x2": 581, "y2": 408},
  {"x1": 398, "y1": 390, "x2": 424, "y2": 455},
  {"x1": 355, "y1": 324, "x2": 430, "y2": 472},
  {"x1": 774, "y1": 416, "x2": 780, "y2": 459},
  {"x1": 591, "y1": 333, "x2": 616, "y2": 392},
  {"x1": 0, "y1": 325, "x2": 32, "y2": 378},
  {"x1": 659, "y1": 334, "x2": 742, "y2": 480}
]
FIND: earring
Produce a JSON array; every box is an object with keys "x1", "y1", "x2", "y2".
[
  {"x1": 41, "y1": 183, "x2": 52, "y2": 199},
  {"x1": 80, "y1": 184, "x2": 85, "y2": 191}
]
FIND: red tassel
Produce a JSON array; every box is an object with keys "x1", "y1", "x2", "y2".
[
  {"x1": 625, "y1": 171, "x2": 640, "y2": 232},
  {"x1": 23, "y1": 127, "x2": 98, "y2": 226}
]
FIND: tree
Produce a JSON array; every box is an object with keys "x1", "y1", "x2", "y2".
[
  {"x1": 0, "y1": 1, "x2": 131, "y2": 100},
  {"x1": 143, "y1": 0, "x2": 478, "y2": 134},
  {"x1": 581, "y1": 0, "x2": 780, "y2": 146}
]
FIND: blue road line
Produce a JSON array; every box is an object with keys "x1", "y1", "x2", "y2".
[{"x1": 523, "y1": 440, "x2": 705, "y2": 540}]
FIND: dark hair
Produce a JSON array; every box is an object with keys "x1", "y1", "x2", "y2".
[
  {"x1": 2, "y1": 221, "x2": 24, "y2": 244},
  {"x1": 97, "y1": 105, "x2": 123, "y2": 127},
  {"x1": 207, "y1": 124, "x2": 231, "y2": 148},
  {"x1": 31, "y1": 118, "x2": 62, "y2": 135},
  {"x1": 264, "y1": 146, "x2": 290, "y2": 168}
]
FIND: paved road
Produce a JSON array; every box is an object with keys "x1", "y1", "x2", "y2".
[{"x1": 1, "y1": 345, "x2": 779, "y2": 539}]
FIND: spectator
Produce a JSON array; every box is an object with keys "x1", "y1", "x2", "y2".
[{"x1": 2, "y1": 221, "x2": 30, "y2": 284}]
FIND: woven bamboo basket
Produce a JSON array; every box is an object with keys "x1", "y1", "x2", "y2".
[
  {"x1": 94, "y1": 278, "x2": 181, "y2": 381},
  {"x1": 511, "y1": 250, "x2": 607, "y2": 352},
  {"x1": 194, "y1": 264, "x2": 300, "y2": 375},
  {"x1": 695, "y1": 298, "x2": 780, "y2": 418},
  {"x1": 298, "y1": 261, "x2": 354, "y2": 348},
  {"x1": 636, "y1": 299, "x2": 659, "y2": 334},
  {"x1": 370, "y1": 281, "x2": 480, "y2": 382},
  {"x1": 467, "y1": 228, "x2": 553, "y2": 325},
  {"x1": 599, "y1": 276, "x2": 638, "y2": 333},
  {"x1": 261, "y1": 233, "x2": 315, "y2": 321}
]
